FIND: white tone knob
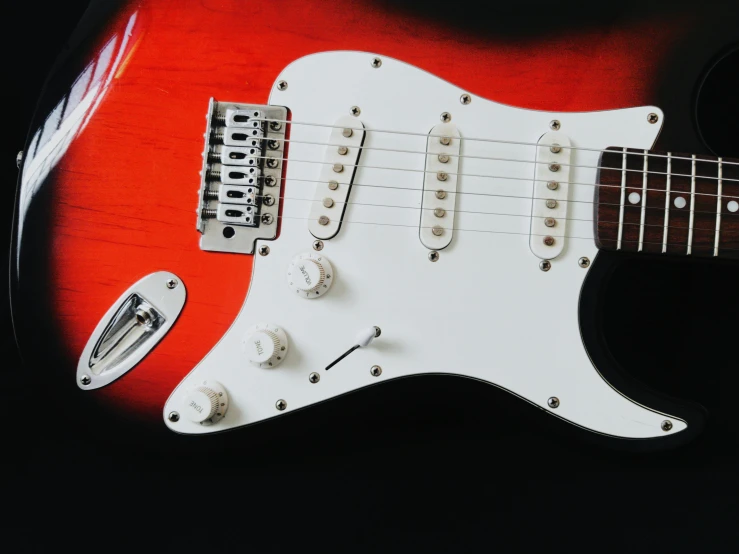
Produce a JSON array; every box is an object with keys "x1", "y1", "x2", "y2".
[
  {"x1": 242, "y1": 324, "x2": 289, "y2": 368},
  {"x1": 287, "y1": 253, "x2": 334, "y2": 298},
  {"x1": 182, "y1": 380, "x2": 228, "y2": 425}
]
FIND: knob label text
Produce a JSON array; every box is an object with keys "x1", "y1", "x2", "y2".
[
  {"x1": 299, "y1": 264, "x2": 312, "y2": 286},
  {"x1": 189, "y1": 400, "x2": 203, "y2": 414}
]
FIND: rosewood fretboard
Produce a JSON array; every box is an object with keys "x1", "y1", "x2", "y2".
[{"x1": 595, "y1": 148, "x2": 739, "y2": 258}]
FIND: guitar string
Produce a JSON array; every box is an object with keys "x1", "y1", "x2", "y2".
[
  {"x1": 220, "y1": 153, "x2": 739, "y2": 203},
  {"x1": 253, "y1": 117, "x2": 739, "y2": 170},
  {"x1": 215, "y1": 173, "x2": 739, "y2": 222},
  {"x1": 248, "y1": 135, "x2": 739, "y2": 186},
  {"x1": 228, "y1": 212, "x2": 738, "y2": 253},
  {"x1": 245, "y1": 190, "x2": 733, "y2": 234}
]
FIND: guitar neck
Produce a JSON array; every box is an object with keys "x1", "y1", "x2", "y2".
[{"x1": 594, "y1": 148, "x2": 739, "y2": 258}]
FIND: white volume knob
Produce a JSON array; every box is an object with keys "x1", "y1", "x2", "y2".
[
  {"x1": 243, "y1": 324, "x2": 289, "y2": 368},
  {"x1": 287, "y1": 253, "x2": 334, "y2": 298},
  {"x1": 182, "y1": 380, "x2": 228, "y2": 425}
]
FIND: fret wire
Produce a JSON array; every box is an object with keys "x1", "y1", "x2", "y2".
[
  {"x1": 714, "y1": 158, "x2": 723, "y2": 257},
  {"x1": 687, "y1": 155, "x2": 697, "y2": 256},
  {"x1": 638, "y1": 150, "x2": 648, "y2": 252},
  {"x1": 662, "y1": 153, "x2": 672, "y2": 254},
  {"x1": 617, "y1": 148, "x2": 627, "y2": 250}
]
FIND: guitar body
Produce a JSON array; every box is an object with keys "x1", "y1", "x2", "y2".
[{"x1": 12, "y1": 0, "x2": 738, "y2": 447}]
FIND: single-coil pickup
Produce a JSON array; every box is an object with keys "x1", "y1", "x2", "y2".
[
  {"x1": 308, "y1": 115, "x2": 365, "y2": 240},
  {"x1": 420, "y1": 123, "x2": 461, "y2": 250},
  {"x1": 529, "y1": 131, "x2": 572, "y2": 260}
]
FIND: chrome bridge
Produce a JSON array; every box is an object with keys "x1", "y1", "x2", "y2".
[{"x1": 197, "y1": 99, "x2": 288, "y2": 254}]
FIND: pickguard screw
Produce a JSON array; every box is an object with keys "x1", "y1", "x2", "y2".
[
  {"x1": 261, "y1": 214, "x2": 274, "y2": 225},
  {"x1": 648, "y1": 113, "x2": 659, "y2": 124},
  {"x1": 166, "y1": 278, "x2": 178, "y2": 289},
  {"x1": 80, "y1": 375, "x2": 91, "y2": 386},
  {"x1": 371, "y1": 57, "x2": 382, "y2": 68},
  {"x1": 460, "y1": 94, "x2": 471, "y2": 105},
  {"x1": 370, "y1": 365, "x2": 382, "y2": 377},
  {"x1": 539, "y1": 260, "x2": 552, "y2": 272},
  {"x1": 547, "y1": 397, "x2": 560, "y2": 408},
  {"x1": 550, "y1": 120, "x2": 561, "y2": 130},
  {"x1": 276, "y1": 399, "x2": 287, "y2": 411},
  {"x1": 313, "y1": 240, "x2": 324, "y2": 251},
  {"x1": 429, "y1": 251, "x2": 440, "y2": 262},
  {"x1": 309, "y1": 372, "x2": 320, "y2": 383},
  {"x1": 266, "y1": 158, "x2": 279, "y2": 168},
  {"x1": 351, "y1": 106, "x2": 361, "y2": 116},
  {"x1": 276, "y1": 80, "x2": 288, "y2": 91},
  {"x1": 550, "y1": 144, "x2": 562, "y2": 154},
  {"x1": 543, "y1": 236, "x2": 555, "y2": 247},
  {"x1": 168, "y1": 411, "x2": 180, "y2": 422},
  {"x1": 441, "y1": 112, "x2": 452, "y2": 123},
  {"x1": 661, "y1": 420, "x2": 673, "y2": 431},
  {"x1": 578, "y1": 257, "x2": 591, "y2": 268},
  {"x1": 258, "y1": 245, "x2": 270, "y2": 256}
]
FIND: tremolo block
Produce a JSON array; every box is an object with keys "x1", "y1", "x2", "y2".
[
  {"x1": 197, "y1": 99, "x2": 287, "y2": 254},
  {"x1": 420, "y1": 123, "x2": 460, "y2": 250},
  {"x1": 530, "y1": 131, "x2": 572, "y2": 259}
]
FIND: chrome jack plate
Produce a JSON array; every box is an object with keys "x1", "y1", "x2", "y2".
[{"x1": 76, "y1": 272, "x2": 186, "y2": 390}]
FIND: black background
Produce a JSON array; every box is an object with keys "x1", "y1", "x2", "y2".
[{"x1": 2, "y1": 1, "x2": 738, "y2": 550}]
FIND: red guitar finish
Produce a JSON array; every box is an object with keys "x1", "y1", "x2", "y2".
[{"x1": 14, "y1": 0, "x2": 691, "y2": 427}]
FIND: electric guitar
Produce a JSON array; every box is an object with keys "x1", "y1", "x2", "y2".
[{"x1": 12, "y1": 0, "x2": 739, "y2": 449}]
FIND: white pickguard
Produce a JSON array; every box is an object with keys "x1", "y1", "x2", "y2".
[{"x1": 164, "y1": 51, "x2": 684, "y2": 438}]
